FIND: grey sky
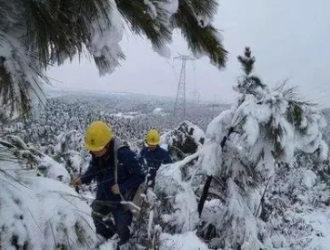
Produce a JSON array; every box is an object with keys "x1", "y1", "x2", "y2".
[{"x1": 47, "y1": 0, "x2": 330, "y2": 107}]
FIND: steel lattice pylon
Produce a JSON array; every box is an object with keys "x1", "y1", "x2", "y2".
[{"x1": 173, "y1": 54, "x2": 195, "y2": 117}]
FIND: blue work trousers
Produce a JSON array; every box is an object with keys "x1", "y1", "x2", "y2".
[{"x1": 91, "y1": 200, "x2": 133, "y2": 245}]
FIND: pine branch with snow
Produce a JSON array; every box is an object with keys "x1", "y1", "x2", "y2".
[
  {"x1": 0, "y1": 135, "x2": 71, "y2": 184},
  {"x1": 153, "y1": 153, "x2": 200, "y2": 234},
  {"x1": 161, "y1": 121, "x2": 205, "y2": 161},
  {"x1": 0, "y1": 145, "x2": 97, "y2": 250},
  {"x1": 47, "y1": 130, "x2": 88, "y2": 178}
]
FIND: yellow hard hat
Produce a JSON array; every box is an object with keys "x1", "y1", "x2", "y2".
[
  {"x1": 85, "y1": 121, "x2": 113, "y2": 151},
  {"x1": 146, "y1": 129, "x2": 160, "y2": 146}
]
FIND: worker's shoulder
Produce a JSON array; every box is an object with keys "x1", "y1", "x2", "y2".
[
  {"x1": 117, "y1": 145, "x2": 136, "y2": 160},
  {"x1": 140, "y1": 146, "x2": 148, "y2": 155},
  {"x1": 157, "y1": 146, "x2": 170, "y2": 156}
]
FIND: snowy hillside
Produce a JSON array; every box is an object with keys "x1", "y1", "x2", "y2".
[{"x1": 3, "y1": 89, "x2": 228, "y2": 148}]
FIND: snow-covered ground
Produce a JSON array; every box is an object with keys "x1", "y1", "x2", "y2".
[{"x1": 302, "y1": 209, "x2": 330, "y2": 249}]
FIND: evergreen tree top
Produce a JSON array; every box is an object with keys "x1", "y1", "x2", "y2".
[
  {"x1": 235, "y1": 47, "x2": 266, "y2": 100},
  {"x1": 237, "y1": 47, "x2": 255, "y2": 76}
]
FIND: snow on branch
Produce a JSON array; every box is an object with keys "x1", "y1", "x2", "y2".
[
  {"x1": 0, "y1": 153, "x2": 96, "y2": 249},
  {"x1": 154, "y1": 154, "x2": 200, "y2": 234}
]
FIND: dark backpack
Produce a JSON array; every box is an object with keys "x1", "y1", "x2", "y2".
[{"x1": 113, "y1": 137, "x2": 146, "y2": 217}]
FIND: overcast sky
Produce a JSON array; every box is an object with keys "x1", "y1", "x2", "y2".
[{"x1": 47, "y1": 0, "x2": 330, "y2": 107}]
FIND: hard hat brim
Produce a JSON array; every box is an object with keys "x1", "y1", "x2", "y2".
[
  {"x1": 85, "y1": 143, "x2": 106, "y2": 152},
  {"x1": 146, "y1": 141, "x2": 160, "y2": 146}
]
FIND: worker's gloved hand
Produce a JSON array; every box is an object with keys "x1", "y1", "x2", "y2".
[
  {"x1": 71, "y1": 177, "x2": 82, "y2": 187},
  {"x1": 111, "y1": 184, "x2": 121, "y2": 195}
]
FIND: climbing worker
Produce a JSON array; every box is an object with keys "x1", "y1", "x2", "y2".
[
  {"x1": 139, "y1": 129, "x2": 173, "y2": 188},
  {"x1": 71, "y1": 121, "x2": 145, "y2": 248}
]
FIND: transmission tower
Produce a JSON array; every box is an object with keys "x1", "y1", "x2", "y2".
[{"x1": 173, "y1": 54, "x2": 195, "y2": 117}]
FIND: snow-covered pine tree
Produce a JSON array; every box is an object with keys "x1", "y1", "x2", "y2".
[{"x1": 198, "y1": 47, "x2": 327, "y2": 249}]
